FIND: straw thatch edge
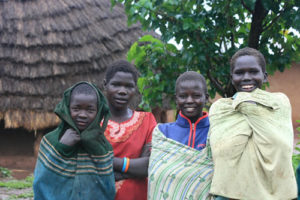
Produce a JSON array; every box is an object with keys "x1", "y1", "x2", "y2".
[{"x1": 1, "y1": 110, "x2": 60, "y2": 131}]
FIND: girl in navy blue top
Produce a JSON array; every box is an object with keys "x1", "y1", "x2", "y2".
[
  {"x1": 159, "y1": 71, "x2": 209, "y2": 150},
  {"x1": 148, "y1": 71, "x2": 213, "y2": 200}
]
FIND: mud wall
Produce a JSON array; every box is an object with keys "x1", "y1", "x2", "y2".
[{"x1": 266, "y1": 63, "x2": 300, "y2": 130}]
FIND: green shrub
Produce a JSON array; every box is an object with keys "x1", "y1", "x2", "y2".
[{"x1": 0, "y1": 167, "x2": 12, "y2": 178}]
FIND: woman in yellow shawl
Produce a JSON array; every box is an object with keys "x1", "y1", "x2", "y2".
[{"x1": 209, "y1": 47, "x2": 297, "y2": 200}]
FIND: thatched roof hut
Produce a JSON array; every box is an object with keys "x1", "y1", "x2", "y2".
[{"x1": 0, "y1": 0, "x2": 152, "y2": 131}]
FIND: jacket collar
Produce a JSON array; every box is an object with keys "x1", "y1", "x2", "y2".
[{"x1": 176, "y1": 111, "x2": 209, "y2": 128}]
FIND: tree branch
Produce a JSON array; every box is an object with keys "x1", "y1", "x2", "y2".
[
  {"x1": 225, "y1": 0, "x2": 235, "y2": 49},
  {"x1": 218, "y1": 41, "x2": 222, "y2": 54},
  {"x1": 262, "y1": 14, "x2": 281, "y2": 32},
  {"x1": 205, "y1": 55, "x2": 225, "y2": 95},
  {"x1": 206, "y1": 69, "x2": 225, "y2": 96},
  {"x1": 241, "y1": 0, "x2": 253, "y2": 14},
  {"x1": 223, "y1": 37, "x2": 228, "y2": 52},
  {"x1": 262, "y1": 3, "x2": 292, "y2": 32},
  {"x1": 230, "y1": 32, "x2": 235, "y2": 49},
  {"x1": 194, "y1": 31, "x2": 225, "y2": 95}
]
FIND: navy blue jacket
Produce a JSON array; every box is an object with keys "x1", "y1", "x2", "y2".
[{"x1": 158, "y1": 111, "x2": 209, "y2": 150}]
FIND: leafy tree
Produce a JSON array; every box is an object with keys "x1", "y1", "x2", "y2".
[{"x1": 111, "y1": 0, "x2": 300, "y2": 110}]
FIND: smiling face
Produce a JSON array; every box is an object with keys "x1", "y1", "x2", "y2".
[
  {"x1": 70, "y1": 93, "x2": 98, "y2": 131},
  {"x1": 176, "y1": 80, "x2": 207, "y2": 122},
  {"x1": 231, "y1": 55, "x2": 267, "y2": 92},
  {"x1": 104, "y1": 71, "x2": 136, "y2": 111}
]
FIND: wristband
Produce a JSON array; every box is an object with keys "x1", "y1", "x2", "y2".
[
  {"x1": 124, "y1": 158, "x2": 130, "y2": 173},
  {"x1": 121, "y1": 157, "x2": 127, "y2": 172}
]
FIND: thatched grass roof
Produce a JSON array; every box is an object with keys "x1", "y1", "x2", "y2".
[{"x1": 0, "y1": 0, "x2": 153, "y2": 131}]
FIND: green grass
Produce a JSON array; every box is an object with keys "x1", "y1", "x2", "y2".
[
  {"x1": 0, "y1": 175, "x2": 34, "y2": 199},
  {"x1": 8, "y1": 190, "x2": 34, "y2": 200},
  {"x1": 0, "y1": 175, "x2": 33, "y2": 189}
]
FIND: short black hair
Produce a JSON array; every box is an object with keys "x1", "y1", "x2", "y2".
[
  {"x1": 230, "y1": 47, "x2": 266, "y2": 74},
  {"x1": 105, "y1": 60, "x2": 138, "y2": 84},
  {"x1": 175, "y1": 71, "x2": 207, "y2": 94},
  {"x1": 71, "y1": 82, "x2": 97, "y2": 100}
]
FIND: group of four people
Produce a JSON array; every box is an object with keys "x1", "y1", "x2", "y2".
[{"x1": 33, "y1": 47, "x2": 297, "y2": 200}]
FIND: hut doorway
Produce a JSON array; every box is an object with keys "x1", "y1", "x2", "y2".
[{"x1": 0, "y1": 120, "x2": 53, "y2": 179}]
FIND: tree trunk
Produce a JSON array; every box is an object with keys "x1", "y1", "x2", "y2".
[{"x1": 248, "y1": 0, "x2": 268, "y2": 49}]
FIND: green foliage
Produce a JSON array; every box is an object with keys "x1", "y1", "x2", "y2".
[
  {"x1": 111, "y1": 0, "x2": 300, "y2": 110},
  {"x1": 128, "y1": 35, "x2": 184, "y2": 110},
  {"x1": 0, "y1": 175, "x2": 34, "y2": 189},
  {"x1": 0, "y1": 167, "x2": 12, "y2": 178},
  {"x1": 292, "y1": 120, "x2": 300, "y2": 172}
]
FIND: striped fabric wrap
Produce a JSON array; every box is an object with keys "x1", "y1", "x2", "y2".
[
  {"x1": 148, "y1": 126, "x2": 215, "y2": 200},
  {"x1": 34, "y1": 136, "x2": 115, "y2": 200},
  {"x1": 38, "y1": 137, "x2": 114, "y2": 177}
]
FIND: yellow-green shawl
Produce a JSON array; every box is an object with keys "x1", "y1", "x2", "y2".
[{"x1": 209, "y1": 89, "x2": 297, "y2": 200}]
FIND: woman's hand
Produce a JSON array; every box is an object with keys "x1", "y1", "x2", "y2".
[
  {"x1": 59, "y1": 128, "x2": 81, "y2": 146},
  {"x1": 114, "y1": 171, "x2": 124, "y2": 181},
  {"x1": 114, "y1": 171, "x2": 134, "y2": 181}
]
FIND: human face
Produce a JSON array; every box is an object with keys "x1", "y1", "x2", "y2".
[
  {"x1": 104, "y1": 72, "x2": 136, "y2": 111},
  {"x1": 176, "y1": 80, "x2": 207, "y2": 122},
  {"x1": 231, "y1": 55, "x2": 267, "y2": 92},
  {"x1": 70, "y1": 93, "x2": 98, "y2": 131}
]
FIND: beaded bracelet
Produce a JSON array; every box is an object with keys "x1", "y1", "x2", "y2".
[
  {"x1": 121, "y1": 157, "x2": 127, "y2": 172},
  {"x1": 124, "y1": 158, "x2": 130, "y2": 173}
]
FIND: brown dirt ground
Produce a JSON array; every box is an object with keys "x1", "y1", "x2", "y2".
[
  {"x1": 0, "y1": 127, "x2": 35, "y2": 200},
  {"x1": 0, "y1": 156, "x2": 34, "y2": 200},
  {"x1": 0, "y1": 156, "x2": 35, "y2": 180}
]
